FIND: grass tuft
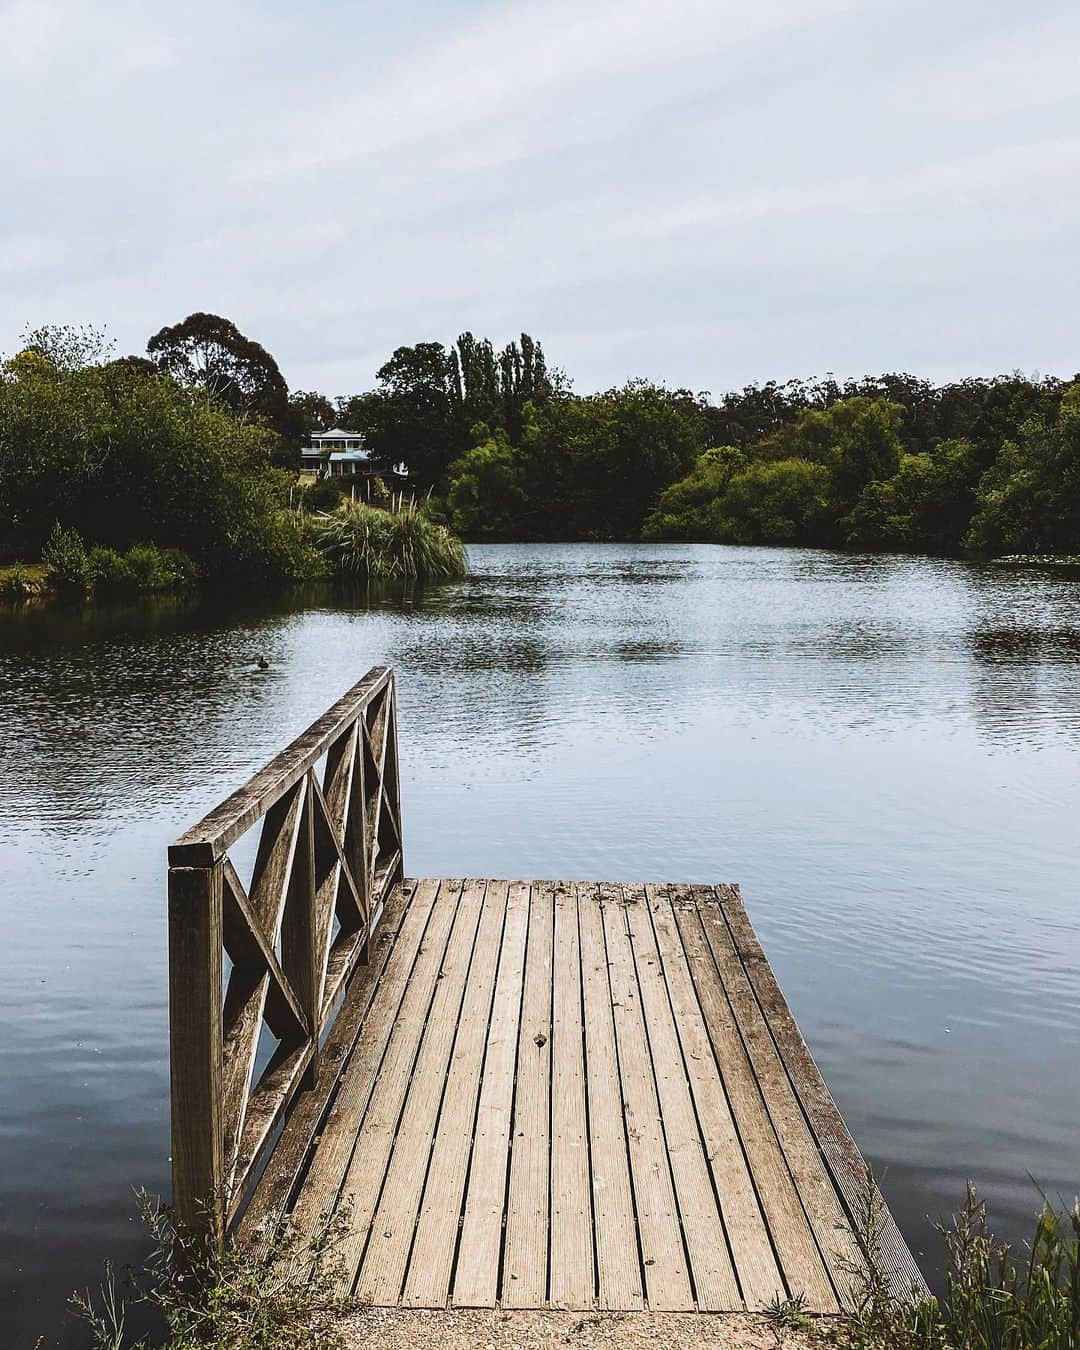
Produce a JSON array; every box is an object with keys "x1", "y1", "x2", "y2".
[
  {"x1": 311, "y1": 498, "x2": 467, "y2": 581},
  {"x1": 71, "y1": 1190, "x2": 357, "y2": 1350},
  {"x1": 839, "y1": 1174, "x2": 1080, "y2": 1350}
]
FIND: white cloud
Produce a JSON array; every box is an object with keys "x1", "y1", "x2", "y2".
[{"x1": 1, "y1": 0, "x2": 1077, "y2": 392}]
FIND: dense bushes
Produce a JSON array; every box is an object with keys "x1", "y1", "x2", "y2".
[
  {"x1": 643, "y1": 387, "x2": 1080, "y2": 555},
  {"x1": 40, "y1": 523, "x2": 200, "y2": 597},
  {"x1": 7, "y1": 319, "x2": 1079, "y2": 563},
  {"x1": 0, "y1": 337, "x2": 320, "y2": 581},
  {"x1": 359, "y1": 333, "x2": 1076, "y2": 554}
]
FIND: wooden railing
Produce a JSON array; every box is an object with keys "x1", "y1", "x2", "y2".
[{"x1": 167, "y1": 667, "x2": 403, "y2": 1251}]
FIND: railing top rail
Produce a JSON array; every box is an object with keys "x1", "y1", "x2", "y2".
[{"x1": 169, "y1": 665, "x2": 392, "y2": 868}]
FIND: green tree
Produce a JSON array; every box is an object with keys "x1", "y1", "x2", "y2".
[
  {"x1": 0, "y1": 331, "x2": 317, "y2": 578},
  {"x1": 779, "y1": 396, "x2": 905, "y2": 506},
  {"x1": 364, "y1": 342, "x2": 464, "y2": 487},
  {"x1": 709, "y1": 459, "x2": 834, "y2": 545},
  {"x1": 147, "y1": 312, "x2": 299, "y2": 451},
  {"x1": 444, "y1": 427, "x2": 528, "y2": 539},
  {"x1": 845, "y1": 439, "x2": 981, "y2": 553},
  {"x1": 965, "y1": 387, "x2": 1080, "y2": 554},
  {"x1": 555, "y1": 381, "x2": 706, "y2": 537},
  {"x1": 642, "y1": 446, "x2": 747, "y2": 539},
  {"x1": 289, "y1": 390, "x2": 336, "y2": 442}
]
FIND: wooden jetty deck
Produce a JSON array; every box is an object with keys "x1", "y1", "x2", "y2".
[{"x1": 168, "y1": 668, "x2": 925, "y2": 1317}]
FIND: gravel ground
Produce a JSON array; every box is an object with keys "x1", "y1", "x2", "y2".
[{"x1": 339, "y1": 1306, "x2": 833, "y2": 1349}]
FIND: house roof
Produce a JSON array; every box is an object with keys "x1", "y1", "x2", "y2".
[{"x1": 312, "y1": 427, "x2": 364, "y2": 440}]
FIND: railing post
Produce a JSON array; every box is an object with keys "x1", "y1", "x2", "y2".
[
  {"x1": 282, "y1": 772, "x2": 319, "y2": 1089},
  {"x1": 168, "y1": 861, "x2": 225, "y2": 1259},
  {"x1": 349, "y1": 717, "x2": 373, "y2": 963},
  {"x1": 386, "y1": 673, "x2": 404, "y2": 889}
]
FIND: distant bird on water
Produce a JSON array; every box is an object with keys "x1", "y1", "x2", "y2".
[{"x1": 255, "y1": 654, "x2": 269, "y2": 671}]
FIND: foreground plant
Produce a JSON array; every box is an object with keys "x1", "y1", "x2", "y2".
[
  {"x1": 843, "y1": 1176, "x2": 1080, "y2": 1350},
  {"x1": 72, "y1": 1191, "x2": 356, "y2": 1350}
]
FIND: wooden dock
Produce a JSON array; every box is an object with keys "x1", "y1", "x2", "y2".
[{"x1": 168, "y1": 668, "x2": 925, "y2": 1318}]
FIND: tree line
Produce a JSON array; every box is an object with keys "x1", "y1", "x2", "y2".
[
  {"x1": 306, "y1": 333, "x2": 1078, "y2": 556},
  {"x1": 2, "y1": 313, "x2": 1078, "y2": 579}
]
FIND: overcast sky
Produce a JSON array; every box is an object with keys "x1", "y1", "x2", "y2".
[{"x1": 2, "y1": 0, "x2": 1077, "y2": 398}]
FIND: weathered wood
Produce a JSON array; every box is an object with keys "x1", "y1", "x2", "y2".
[
  {"x1": 355, "y1": 879, "x2": 489, "y2": 1303},
  {"x1": 170, "y1": 670, "x2": 923, "y2": 1316},
  {"x1": 229, "y1": 1040, "x2": 315, "y2": 1223},
  {"x1": 502, "y1": 881, "x2": 555, "y2": 1308},
  {"x1": 549, "y1": 883, "x2": 595, "y2": 1310},
  {"x1": 222, "y1": 860, "x2": 308, "y2": 1042},
  {"x1": 403, "y1": 880, "x2": 516, "y2": 1309},
  {"x1": 325, "y1": 880, "x2": 465, "y2": 1290},
  {"x1": 221, "y1": 964, "x2": 270, "y2": 1190},
  {"x1": 694, "y1": 886, "x2": 863, "y2": 1309},
  {"x1": 599, "y1": 883, "x2": 694, "y2": 1312},
  {"x1": 672, "y1": 895, "x2": 838, "y2": 1310},
  {"x1": 716, "y1": 885, "x2": 928, "y2": 1300},
  {"x1": 235, "y1": 874, "x2": 924, "y2": 1311},
  {"x1": 170, "y1": 668, "x2": 404, "y2": 1244},
  {"x1": 248, "y1": 780, "x2": 305, "y2": 933},
  {"x1": 169, "y1": 863, "x2": 225, "y2": 1254},
  {"x1": 284, "y1": 879, "x2": 445, "y2": 1246},
  {"x1": 644, "y1": 885, "x2": 784, "y2": 1308},
  {"x1": 622, "y1": 884, "x2": 741, "y2": 1310},
  {"x1": 237, "y1": 880, "x2": 416, "y2": 1257},
  {"x1": 578, "y1": 883, "x2": 643, "y2": 1311},
  {"x1": 281, "y1": 776, "x2": 319, "y2": 1090},
  {"x1": 170, "y1": 667, "x2": 392, "y2": 867},
  {"x1": 453, "y1": 882, "x2": 531, "y2": 1309}
]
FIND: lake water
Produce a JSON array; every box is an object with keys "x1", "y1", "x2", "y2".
[{"x1": 2, "y1": 543, "x2": 1079, "y2": 1345}]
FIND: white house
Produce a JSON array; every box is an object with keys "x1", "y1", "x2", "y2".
[{"x1": 300, "y1": 428, "x2": 371, "y2": 479}]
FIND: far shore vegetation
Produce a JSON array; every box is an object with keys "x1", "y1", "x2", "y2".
[{"x1": 3, "y1": 316, "x2": 1080, "y2": 608}]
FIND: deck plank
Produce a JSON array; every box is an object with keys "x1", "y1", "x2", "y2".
[
  {"x1": 320, "y1": 879, "x2": 465, "y2": 1290},
  {"x1": 452, "y1": 882, "x2": 531, "y2": 1309},
  {"x1": 644, "y1": 885, "x2": 785, "y2": 1309},
  {"x1": 402, "y1": 881, "x2": 517, "y2": 1308},
  {"x1": 693, "y1": 886, "x2": 863, "y2": 1308},
  {"x1": 356, "y1": 879, "x2": 491, "y2": 1303},
  {"x1": 717, "y1": 885, "x2": 927, "y2": 1300},
  {"x1": 241, "y1": 876, "x2": 922, "y2": 1317},
  {"x1": 549, "y1": 882, "x2": 596, "y2": 1310},
  {"x1": 578, "y1": 884, "x2": 644, "y2": 1311},
  {"x1": 502, "y1": 881, "x2": 555, "y2": 1308},
  {"x1": 284, "y1": 878, "x2": 442, "y2": 1247},
  {"x1": 673, "y1": 894, "x2": 839, "y2": 1311},
  {"x1": 238, "y1": 879, "x2": 415, "y2": 1257},
  {"x1": 623, "y1": 884, "x2": 742, "y2": 1310},
  {"x1": 600, "y1": 884, "x2": 694, "y2": 1312}
]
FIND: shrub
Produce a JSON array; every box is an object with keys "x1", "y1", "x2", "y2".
[
  {"x1": 87, "y1": 546, "x2": 137, "y2": 591},
  {"x1": 312, "y1": 500, "x2": 466, "y2": 580},
  {"x1": 0, "y1": 342, "x2": 315, "y2": 582},
  {"x1": 87, "y1": 543, "x2": 202, "y2": 594},
  {"x1": 301, "y1": 478, "x2": 345, "y2": 513},
  {"x1": 0, "y1": 562, "x2": 33, "y2": 601},
  {"x1": 71, "y1": 1189, "x2": 356, "y2": 1350},
  {"x1": 845, "y1": 1179, "x2": 1080, "y2": 1350},
  {"x1": 42, "y1": 521, "x2": 90, "y2": 594}
]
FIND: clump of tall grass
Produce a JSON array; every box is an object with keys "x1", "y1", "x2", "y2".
[
  {"x1": 842, "y1": 1177, "x2": 1080, "y2": 1350},
  {"x1": 311, "y1": 499, "x2": 467, "y2": 581},
  {"x1": 71, "y1": 1190, "x2": 356, "y2": 1350}
]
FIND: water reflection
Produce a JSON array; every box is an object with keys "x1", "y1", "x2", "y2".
[{"x1": 2, "y1": 544, "x2": 1080, "y2": 1345}]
